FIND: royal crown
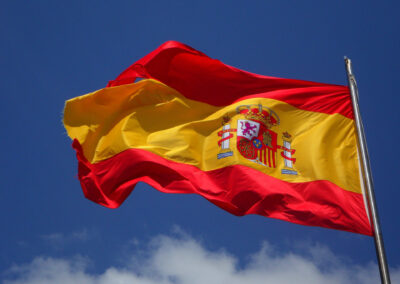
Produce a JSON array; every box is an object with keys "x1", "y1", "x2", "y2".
[
  {"x1": 236, "y1": 104, "x2": 280, "y2": 129},
  {"x1": 282, "y1": 131, "x2": 292, "y2": 141}
]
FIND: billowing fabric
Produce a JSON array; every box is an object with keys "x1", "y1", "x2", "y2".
[{"x1": 64, "y1": 41, "x2": 372, "y2": 236}]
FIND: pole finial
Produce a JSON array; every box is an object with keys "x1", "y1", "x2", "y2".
[{"x1": 344, "y1": 57, "x2": 353, "y2": 77}]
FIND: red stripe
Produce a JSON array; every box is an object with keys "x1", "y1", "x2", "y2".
[
  {"x1": 72, "y1": 140, "x2": 371, "y2": 236},
  {"x1": 107, "y1": 41, "x2": 353, "y2": 119}
]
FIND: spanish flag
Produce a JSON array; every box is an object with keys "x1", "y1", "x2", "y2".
[{"x1": 63, "y1": 41, "x2": 372, "y2": 236}]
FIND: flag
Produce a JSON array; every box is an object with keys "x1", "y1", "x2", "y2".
[{"x1": 63, "y1": 41, "x2": 372, "y2": 236}]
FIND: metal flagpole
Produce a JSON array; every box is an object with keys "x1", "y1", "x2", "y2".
[{"x1": 344, "y1": 57, "x2": 391, "y2": 284}]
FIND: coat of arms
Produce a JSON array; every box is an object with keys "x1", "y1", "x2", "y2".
[{"x1": 217, "y1": 104, "x2": 297, "y2": 175}]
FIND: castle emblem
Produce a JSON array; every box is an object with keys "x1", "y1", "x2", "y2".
[{"x1": 217, "y1": 104, "x2": 297, "y2": 175}]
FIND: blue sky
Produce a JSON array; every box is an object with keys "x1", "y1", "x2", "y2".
[{"x1": 1, "y1": 1, "x2": 399, "y2": 283}]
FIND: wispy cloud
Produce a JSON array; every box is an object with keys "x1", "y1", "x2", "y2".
[
  {"x1": 39, "y1": 228, "x2": 92, "y2": 250},
  {"x1": 40, "y1": 233, "x2": 64, "y2": 243},
  {"x1": 4, "y1": 232, "x2": 400, "y2": 284}
]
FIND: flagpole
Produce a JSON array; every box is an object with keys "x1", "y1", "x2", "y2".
[{"x1": 344, "y1": 57, "x2": 391, "y2": 284}]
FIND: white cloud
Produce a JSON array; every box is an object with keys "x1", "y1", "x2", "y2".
[{"x1": 3, "y1": 232, "x2": 400, "y2": 284}]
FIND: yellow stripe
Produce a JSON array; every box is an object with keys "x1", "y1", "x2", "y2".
[{"x1": 64, "y1": 79, "x2": 362, "y2": 194}]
